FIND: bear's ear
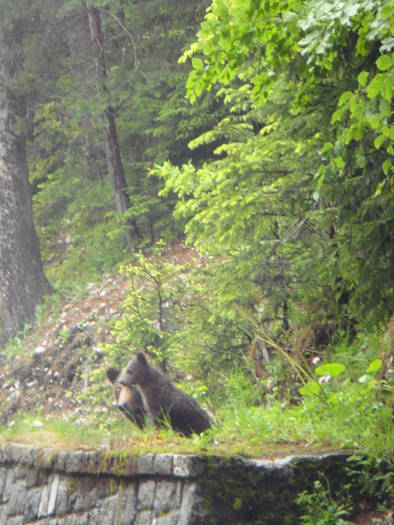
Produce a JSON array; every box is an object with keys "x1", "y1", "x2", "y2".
[
  {"x1": 106, "y1": 367, "x2": 119, "y2": 384},
  {"x1": 136, "y1": 351, "x2": 148, "y2": 366}
]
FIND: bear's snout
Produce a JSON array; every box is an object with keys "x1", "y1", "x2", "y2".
[{"x1": 117, "y1": 399, "x2": 128, "y2": 412}]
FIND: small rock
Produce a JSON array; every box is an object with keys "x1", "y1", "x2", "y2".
[{"x1": 34, "y1": 345, "x2": 46, "y2": 355}]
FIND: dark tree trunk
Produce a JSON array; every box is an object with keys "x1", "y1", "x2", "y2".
[
  {"x1": 0, "y1": 19, "x2": 51, "y2": 344},
  {"x1": 87, "y1": 5, "x2": 141, "y2": 247}
]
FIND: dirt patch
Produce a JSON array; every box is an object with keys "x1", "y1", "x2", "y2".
[
  {"x1": 0, "y1": 272, "x2": 130, "y2": 424},
  {"x1": 353, "y1": 510, "x2": 392, "y2": 524}
]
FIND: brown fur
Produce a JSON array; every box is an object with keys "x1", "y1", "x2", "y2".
[
  {"x1": 109, "y1": 352, "x2": 212, "y2": 436},
  {"x1": 106, "y1": 366, "x2": 147, "y2": 429}
]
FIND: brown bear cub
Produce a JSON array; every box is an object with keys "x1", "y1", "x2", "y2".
[
  {"x1": 107, "y1": 352, "x2": 212, "y2": 436},
  {"x1": 106, "y1": 366, "x2": 147, "y2": 429}
]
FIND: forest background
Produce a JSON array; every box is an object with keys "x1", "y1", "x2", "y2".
[{"x1": 0, "y1": 0, "x2": 393, "y2": 508}]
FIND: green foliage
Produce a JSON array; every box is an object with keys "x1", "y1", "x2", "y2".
[
  {"x1": 1, "y1": 0, "x2": 393, "y2": 496},
  {"x1": 0, "y1": 413, "x2": 121, "y2": 450},
  {"x1": 93, "y1": 261, "x2": 392, "y2": 456},
  {"x1": 161, "y1": 0, "x2": 394, "y2": 337},
  {"x1": 296, "y1": 479, "x2": 352, "y2": 525},
  {"x1": 26, "y1": 0, "x2": 220, "y2": 283},
  {"x1": 297, "y1": 356, "x2": 393, "y2": 454},
  {"x1": 105, "y1": 242, "x2": 189, "y2": 365},
  {"x1": 297, "y1": 454, "x2": 393, "y2": 524},
  {"x1": 2, "y1": 331, "x2": 31, "y2": 364},
  {"x1": 103, "y1": 243, "x2": 253, "y2": 401},
  {"x1": 315, "y1": 362, "x2": 346, "y2": 378},
  {"x1": 346, "y1": 456, "x2": 394, "y2": 510}
]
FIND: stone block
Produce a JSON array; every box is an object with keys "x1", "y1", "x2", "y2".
[
  {"x1": 137, "y1": 480, "x2": 156, "y2": 510},
  {"x1": 5, "y1": 516, "x2": 23, "y2": 525},
  {"x1": 64, "y1": 451, "x2": 85, "y2": 473},
  {"x1": 83, "y1": 508, "x2": 100, "y2": 525},
  {"x1": 53, "y1": 451, "x2": 68, "y2": 472},
  {"x1": 153, "y1": 481, "x2": 182, "y2": 514},
  {"x1": 134, "y1": 510, "x2": 153, "y2": 524},
  {"x1": 114, "y1": 484, "x2": 137, "y2": 525},
  {"x1": 22, "y1": 467, "x2": 39, "y2": 487},
  {"x1": 152, "y1": 510, "x2": 180, "y2": 525},
  {"x1": 67, "y1": 477, "x2": 106, "y2": 513},
  {"x1": 0, "y1": 506, "x2": 8, "y2": 525},
  {"x1": 24, "y1": 487, "x2": 43, "y2": 521},
  {"x1": 151, "y1": 454, "x2": 173, "y2": 476},
  {"x1": 84, "y1": 451, "x2": 102, "y2": 473},
  {"x1": 136, "y1": 454, "x2": 173, "y2": 476},
  {"x1": 13, "y1": 466, "x2": 27, "y2": 480},
  {"x1": 0, "y1": 469, "x2": 7, "y2": 500},
  {"x1": 57, "y1": 511, "x2": 77, "y2": 525},
  {"x1": 38, "y1": 483, "x2": 50, "y2": 518},
  {"x1": 6, "y1": 480, "x2": 26, "y2": 516},
  {"x1": 124, "y1": 485, "x2": 137, "y2": 524},
  {"x1": 172, "y1": 455, "x2": 205, "y2": 478},
  {"x1": 2, "y1": 470, "x2": 15, "y2": 503},
  {"x1": 54, "y1": 479, "x2": 69, "y2": 516},
  {"x1": 96, "y1": 495, "x2": 117, "y2": 525},
  {"x1": 178, "y1": 483, "x2": 205, "y2": 525},
  {"x1": 135, "y1": 454, "x2": 155, "y2": 475},
  {"x1": 48, "y1": 473, "x2": 61, "y2": 515},
  {"x1": 3, "y1": 444, "x2": 28, "y2": 464}
]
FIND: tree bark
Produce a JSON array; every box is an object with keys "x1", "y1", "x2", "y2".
[
  {"x1": 87, "y1": 4, "x2": 141, "y2": 247},
  {"x1": 0, "y1": 19, "x2": 51, "y2": 343}
]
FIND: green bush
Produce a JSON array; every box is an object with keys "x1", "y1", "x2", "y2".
[
  {"x1": 296, "y1": 479, "x2": 352, "y2": 525},
  {"x1": 103, "y1": 243, "x2": 253, "y2": 394}
]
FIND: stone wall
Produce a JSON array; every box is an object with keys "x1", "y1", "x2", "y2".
[{"x1": 0, "y1": 444, "x2": 373, "y2": 524}]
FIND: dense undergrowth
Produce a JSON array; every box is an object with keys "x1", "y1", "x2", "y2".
[
  {"x1": 1, "y1": 0, "x2": 391, "y2": 464},
  {"x1": 1, "y1": 247, "x2": 392, "y2": 460},
  {"x1": 0, "y1": 244, "x2": 392, "y2": 525}
]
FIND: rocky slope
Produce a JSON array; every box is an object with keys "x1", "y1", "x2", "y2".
[
  {"x1": 0, "y1": 272, "x2": 130, "y2": 425},
  {"x1": 0, "y1": 243, "x2": 200, "y2": 427}
]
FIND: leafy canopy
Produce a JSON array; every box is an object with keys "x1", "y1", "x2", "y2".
[{"x1": 158, "y1": 0, "x2": 393, "y2": 331}]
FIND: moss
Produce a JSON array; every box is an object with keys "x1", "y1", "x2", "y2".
[
  {"x1": 108, "y1": 477, "x2": 118, "y2": 495},
  {"x1": 98, "y1": 449, "x2": 138, "y2": 476},
  {"x1": 35, "y1": 449, "x2": 45, "y2": 469},
  {"x1": 197, "y1": 454, "x2": 380, "y2": 524},
  {"x1": 233, "y1": 497, "x2": 243, "y2": 510},
  {"x1": 47, "y1": 451, "x2": 57, "y2": 467},
  {"x1": 66, "y1": 476, "x2": 78, "y2": 495}
]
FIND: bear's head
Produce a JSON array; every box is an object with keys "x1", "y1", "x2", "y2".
[
  {"x1": 123, "y1": 351, "x2": 150, "y2": 384},
  {"x1": 106, "y1": 364, "x2": 146, "y2": 427}
]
